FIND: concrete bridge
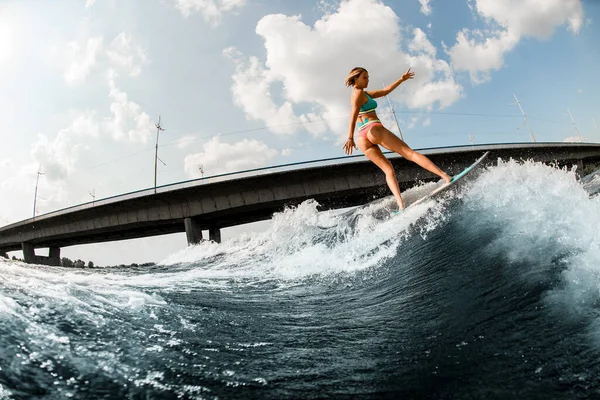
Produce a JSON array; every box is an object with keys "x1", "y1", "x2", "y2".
[{"x1": 1, "y1": 143, "x2": 599, "y2": 265}]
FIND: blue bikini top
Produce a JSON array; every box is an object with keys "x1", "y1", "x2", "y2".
[{"x1": 359, "y1": 92, "x2": 377, "y2": 115}]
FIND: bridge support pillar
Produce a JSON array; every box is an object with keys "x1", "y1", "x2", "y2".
[
  {"x1": 209, "y1": 227, "x2": 221, "y2": 243},
  {"x1": 0, "y1": 249, "x2": 7, "y2": 259},
  {"x1": 21, "y1": 243, "x2": 61, "y2": 266},
  {"x1": 575, "y1": 159, "x2": 584, "y2": 178},
  {"x1": 49, "y1": 246, "x2": 61, "y2": 266},
  {"x1": 22, "y1": 242, "x2": 35, "y2": 264},
  {"x1": 184, "y1": 217, "x2": 203, "y2": 245}
]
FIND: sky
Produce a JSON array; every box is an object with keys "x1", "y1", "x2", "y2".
[{"x1": 1, "y1": 0, "x2": 599, "y2": 265}]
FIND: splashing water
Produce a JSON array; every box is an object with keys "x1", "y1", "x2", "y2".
[{"x1": 1, "y1": 160, "x2": 600, "y2": 399}]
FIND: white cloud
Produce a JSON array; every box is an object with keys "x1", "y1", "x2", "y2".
[
  {"x1": 104, "y1": 72, "x2": 155, "y2": 143},
  {"x1": 409, "y1": 28, "x2": 437, "y2": 57},
  {"x1": 1, "y1": 110, "x2": 100, "y2": 219},
  {"x1": 446, "y1": 28, "x2": 519, "y2": 84},
  {"x1": 30, "y1": 134, "x2": 83, "y2": 183},
  {"x1": 64, "y1": 32, "x2": 147, "y2": 84},
  {"x1": 28, "y1": 111, "x2": 99, "y2": 183},
  {"x1": 176, "y1": 135, "x2": 197, "y2": 149},
  {"x1": 448, "y1": 0, "x2": 584, "y2": 84},
  {"x1": 173, "y1": 0, "x2": 246, "y2": 26},
  {"x1": 226, "y1": 0, "x2": 462, "y2": 139},
  {"x1": 85, "y1": 0, "x2": 97, "y2": 8},
  {"x1": 317, "y1": 0, "x2": 338, "y2": 16},
  {"x1": 68, "y1": 110, "x2": 100, "y2": 138},
  {"x1": 183, "y1": 137, "x2": 277, "y2": 178},
  {"x1": 418, "y1": 0, "x2": 432, "y2": 16},
  {"x1": 61, "y1": 32, "x2": 152, "y2": 143},
  {"x1": 106, "y1": 32, "x2": 148, "y2": 77},
  {"x1": 473, "y1": 0, "x2": 583, "y2": 37},
  {"x1": 64, "y1": 37, "x2": 103, "y2": 84}
]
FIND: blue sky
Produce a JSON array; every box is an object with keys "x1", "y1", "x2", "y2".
[{"x1": 0, "y1": 0, "x2": 598, "y2": 264}]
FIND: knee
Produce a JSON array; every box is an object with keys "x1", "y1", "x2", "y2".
[
  {"x1": 403, "y1": 148, "x2": 417, "y2": 161},
  {"x1": 381, "y1": 163, "x2": 395, "y2": 177}
]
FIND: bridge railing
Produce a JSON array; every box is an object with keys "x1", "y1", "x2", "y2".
[{"x1": 2, "y1": 148, "x2": 371, "y2": 229}]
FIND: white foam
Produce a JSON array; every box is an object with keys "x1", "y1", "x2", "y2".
[
  {"x1": 153, "y1": 184, "x2": 450, "y2": 286},
  {"x1": 464, "y1": 159, "x2": 600, "y2": 330}
]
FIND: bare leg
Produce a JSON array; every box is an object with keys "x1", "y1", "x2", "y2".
[
  {"x1": 368, "y1": 126, "x2": 451, "y2": 183},
  {"x1": 357, "y1": 137, "x2": 406, "y2": 209}
]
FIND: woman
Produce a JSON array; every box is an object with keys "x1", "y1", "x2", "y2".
[{"x1": 343, "y1": 67, "x2": 451, "y2": 210}]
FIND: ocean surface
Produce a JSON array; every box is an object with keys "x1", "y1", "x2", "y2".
[{"x1": 1, "y1": 159, "x2": 600, "y2": 399}]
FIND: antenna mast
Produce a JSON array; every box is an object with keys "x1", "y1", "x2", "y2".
[
  {"x1": 567, "y1": 108, "x2": 583, "y2": 142},
  {"x1": 382, "y1": 82, "x2": 404, "y2": 141},
  {"x1": 33, "y1": 164, "x2": 45, "y2": 219},
  {"x1": 512, "y1": 94, "x2": 536, "y2": 142},
  {"x1": 154, "y1": 115, "x2": 166, "y2": 193}
]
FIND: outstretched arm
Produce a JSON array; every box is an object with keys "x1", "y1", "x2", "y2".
[{"x1": 366, "y1": 68, "x2": 415, "y2": 99}]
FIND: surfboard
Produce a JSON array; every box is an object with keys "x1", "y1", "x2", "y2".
[
  {"x1": 336, "y1": 151, "x2": 490, "y2": 223},
  {"x1": 404, "y1": 151, "x2": 490, "y2": 210}
]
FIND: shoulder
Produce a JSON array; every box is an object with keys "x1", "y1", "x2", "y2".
[{"x1": 351, "y1": 89, "x2": 366, "y2": 104}]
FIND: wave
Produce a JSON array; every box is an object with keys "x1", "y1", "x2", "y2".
[{"x1": 1, "y1": 160, "x2": 599, "y2": 398}]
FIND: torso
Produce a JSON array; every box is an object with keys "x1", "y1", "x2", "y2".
[{"x1": 355, "y1": 90, "x2": 378, "y2": 124}]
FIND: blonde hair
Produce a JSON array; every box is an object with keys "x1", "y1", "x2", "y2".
[{"x1": 345, "y1": 67, "x2": 367, "y2": 87}]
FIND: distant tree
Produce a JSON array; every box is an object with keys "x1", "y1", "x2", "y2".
[
  {"x1": 62, "y1": 257, "x2": 74, "y2": 268},
  {"x1": 87, "y1": 261, "x2": 94, "y2": 268},
  {"x1": 74, "y1": 259, "x2": 85, "y2": 268}
]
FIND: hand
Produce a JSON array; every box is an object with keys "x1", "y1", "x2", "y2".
[
  {"x1": 401, "y1": 68, "x2": 415, "y2": 81},
  {"x1": 343, "y1": 138, "x2": 357, "y2": 155}
]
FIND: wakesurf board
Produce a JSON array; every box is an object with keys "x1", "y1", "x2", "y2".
[{"x1": 404, "y1": 151, "x2": 490, "y2": 209}]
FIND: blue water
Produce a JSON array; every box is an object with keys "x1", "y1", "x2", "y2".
[{"x1": 1, "y1": 160, "x2": 600, "y2": 399}]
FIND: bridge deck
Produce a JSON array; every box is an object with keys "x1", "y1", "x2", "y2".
[{"x1": 1, "y1": 143, "x2": 599, "y2": 263}]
